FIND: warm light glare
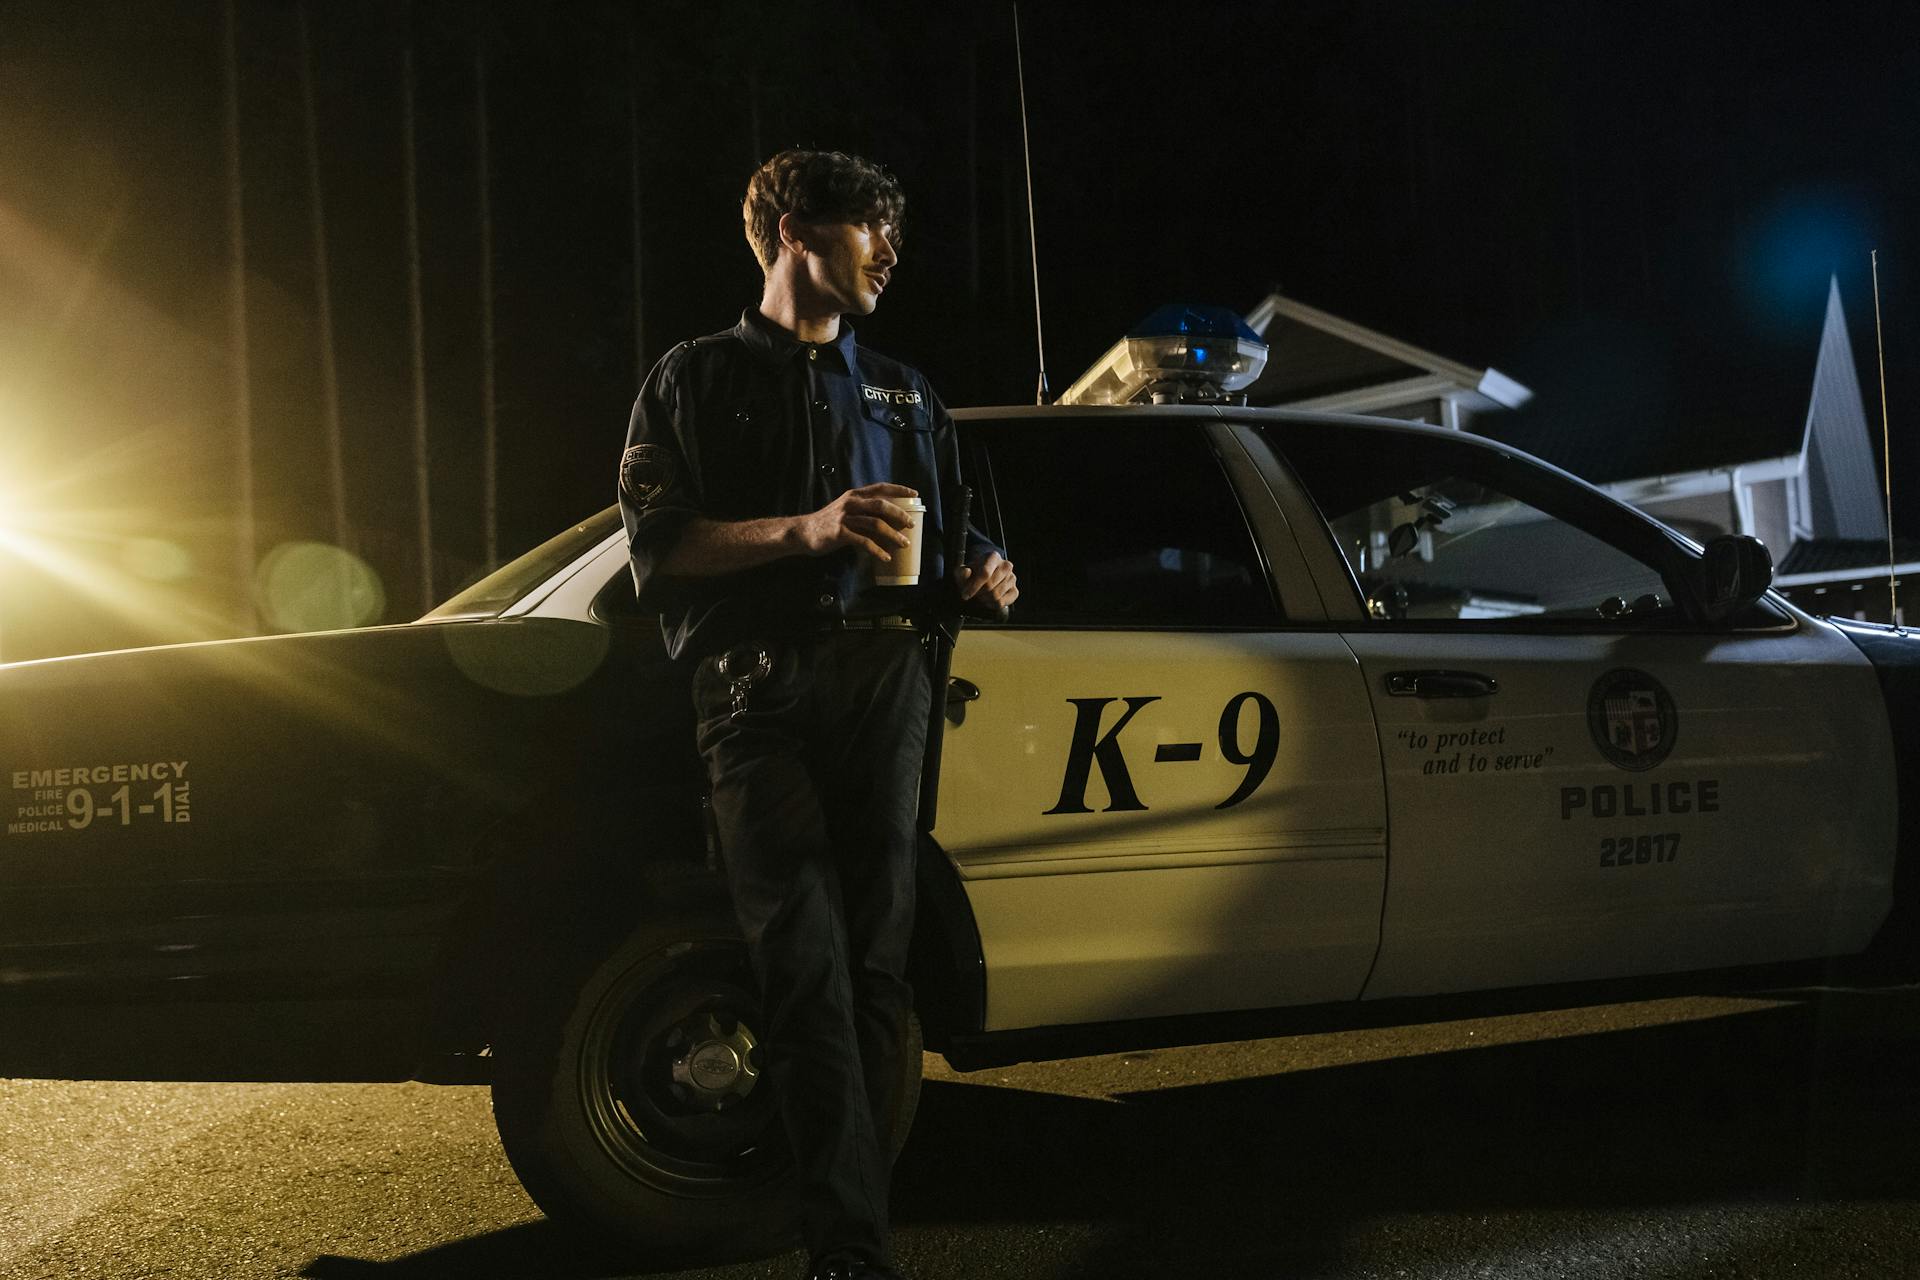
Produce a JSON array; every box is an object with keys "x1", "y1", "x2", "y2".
[
  {"x1": 0, "y1": 461, "x2": 38, "y2": 561},
  {"x1": 0, "y1": 197, "x2": 250, "y2": 654},
  {"x1": 0, "y1": 515, "x2": 235, "y2": 644},
  {"x1": 0, "y1": 423, "x2": 235, "y2": 647}
]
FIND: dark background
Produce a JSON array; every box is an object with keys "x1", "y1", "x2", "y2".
[{"x1": 1, "y1": 0, "x2": 1915, "y2": 660}]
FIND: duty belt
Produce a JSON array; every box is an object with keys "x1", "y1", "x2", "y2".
[{"x1": 832, "y1": 614, "x2": 917, "y2": 631}]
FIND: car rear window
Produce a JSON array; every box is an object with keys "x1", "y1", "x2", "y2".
[{"x1": 418, "y1": 507, "x2": 621, "y2": 621}]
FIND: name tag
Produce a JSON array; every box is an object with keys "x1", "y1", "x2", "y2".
[{"x1": 861, "y1": 384, "x2": 924, "y2": 407}]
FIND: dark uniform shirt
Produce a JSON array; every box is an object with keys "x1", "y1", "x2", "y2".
[{"x1": 620, "y1": 308, "x2": 997, "y2": 660}]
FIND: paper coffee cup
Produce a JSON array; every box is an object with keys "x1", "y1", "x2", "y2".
[{"x1": 874, "y1": 496, "x2": 926, "y2": 586}]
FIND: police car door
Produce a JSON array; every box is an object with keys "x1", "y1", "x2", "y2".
[
  {"x1": 1259, "y1": 420, "x2": 1894, "y2": 999},
  {"x1": 934, "y1": 409, "x2": 1386, "y2": 1033}
]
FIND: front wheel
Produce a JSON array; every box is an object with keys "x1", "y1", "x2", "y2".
[{"x1": 490, "y1": 920, "x2": 922, "y2": 1263}]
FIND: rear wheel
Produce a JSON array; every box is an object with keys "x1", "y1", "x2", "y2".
[{"x1": 491, "y1": 920, "x2": 922, "y2": 1263}]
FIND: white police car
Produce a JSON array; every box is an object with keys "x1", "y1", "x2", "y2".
[{"x1": 0, "y1": 308, "x2": 1915, "y2": 1261}]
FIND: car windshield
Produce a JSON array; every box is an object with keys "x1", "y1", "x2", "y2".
[{"x1": 417, "y1": 506, "x2": 622, "y2": 621}]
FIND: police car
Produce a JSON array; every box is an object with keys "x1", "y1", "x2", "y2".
[{"x1": 1, "y1": 307, "x2": 1916, "y2": 1260}]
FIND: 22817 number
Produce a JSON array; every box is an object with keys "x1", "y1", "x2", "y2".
[{"x1": 1599, "y1": 832, "x2": 1679, "y2": 867}]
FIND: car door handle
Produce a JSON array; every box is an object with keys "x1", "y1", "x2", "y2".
[
  {"x1": 944, "y1": 676, "x2": 981, "y2": 726},
  {"x1": 1385, "y1": 669, "x2": 1498, "y2": 698}
]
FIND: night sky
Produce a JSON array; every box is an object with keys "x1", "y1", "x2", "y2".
[{"x1": 1, "y1": 0, "x2": 1916, "y2": 660}]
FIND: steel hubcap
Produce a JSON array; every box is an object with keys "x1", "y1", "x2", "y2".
[{"x1": 666, "y1": 1012, "x2": 761, "y2": 1111}]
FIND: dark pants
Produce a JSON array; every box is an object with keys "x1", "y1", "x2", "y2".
[{"x1": 692, "y1": 628, "x2": 931, "y2": 1270}]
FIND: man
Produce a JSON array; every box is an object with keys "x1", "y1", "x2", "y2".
[{"x1": 618, "y1": 149, "x2": 1017, "y2": 1280}]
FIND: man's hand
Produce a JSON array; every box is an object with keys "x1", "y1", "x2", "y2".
[
  {"x1": 796, "y1": 484, "x2": 919, "y2": 564},
  {"x1": 955, "y1": 551, "x2": 1018, "y2": 612}
]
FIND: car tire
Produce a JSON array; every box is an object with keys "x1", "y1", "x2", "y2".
[{"x1": 490, "y1": 917, "x2": 923, "y2": 1263}]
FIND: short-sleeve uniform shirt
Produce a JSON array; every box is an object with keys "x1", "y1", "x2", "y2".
[{"x1": 619, "y1": 308, "x2": 996, "y2": 660}]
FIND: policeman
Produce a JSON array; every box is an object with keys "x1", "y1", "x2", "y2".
[{"x1": 618, "y1": 150, "x2": 1017, "y2": 1280}]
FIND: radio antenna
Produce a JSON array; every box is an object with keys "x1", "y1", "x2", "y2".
[
  {"x1": 1873, "y1": 250, "x2": 1900, "y2": 629},
  {"x1": 1013, "y1": 1, "x2": 1049, "y2": 404}
]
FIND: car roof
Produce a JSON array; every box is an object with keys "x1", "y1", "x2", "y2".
[
  {"x1": 953, "y1": 402, "x2": 1588, "y2": 490},
  {"x1": 952, "y1": 403, "x2": 1459, "y2": 432},
  {"x1": 956, "y1": 401, "x2": 1710, "y2": 553}
]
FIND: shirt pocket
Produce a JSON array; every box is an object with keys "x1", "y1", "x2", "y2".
[
  {"x1": 862, "y1": 399, "x2": 933, "y2": 434},
  {"x1": 697, "y1": 394, "x2": 803, "y2": 516}
]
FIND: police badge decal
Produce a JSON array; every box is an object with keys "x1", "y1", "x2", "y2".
[
  {"x1": 620, "y1": 443, "x2": 676, "y2": 507},
  {"x1": 1586, "y1": 668, "x2": 1677, "y2": 772}
]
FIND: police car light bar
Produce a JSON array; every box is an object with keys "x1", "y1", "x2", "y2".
[{"x1": 1057, "y1": 305, "x2": 1269, "y2": 406}]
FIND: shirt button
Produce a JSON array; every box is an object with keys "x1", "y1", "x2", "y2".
[
  {"x1": 813, "y1": 399, "x2": 828, "y2": 412},
  {"x1": 807, "y1": 348, "x2": 819, "y2": 361},
  {"x1": 817, "y1": 592, "x2": 835, "y2": 609},
  {"x1": 819, "y1": 463, "x2": 837, "y2": 480}
]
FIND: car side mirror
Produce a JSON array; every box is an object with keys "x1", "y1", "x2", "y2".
[{"x1": 1693, "y1": 535, "x2": 1773, "y2": 622}]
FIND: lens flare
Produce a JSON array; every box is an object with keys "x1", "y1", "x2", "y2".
[
  {"x1": 254, "y1": 542, "x2": 386, "y2": 633},
  {"x1": 121, "y1": 538, "x2": 193, "y2": 582},
  {"x1": 441, "y1": 617, "x2": 610, "y2": 697}
]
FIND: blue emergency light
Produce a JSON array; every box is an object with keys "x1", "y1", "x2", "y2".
[{"x1": 1058, "y1": 305, "x2": 1268, "y2": 406}]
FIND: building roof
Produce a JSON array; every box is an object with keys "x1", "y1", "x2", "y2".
[
  {"x1": 1775, "y1": 536, "x2": 1920, "y2": 578},
  {"x1": 1241, "y1": 292, "x2": 1530, "y2": 413},
  {"x1": 1226, "y1": 284, "x2": 1850, "y2": 495}
]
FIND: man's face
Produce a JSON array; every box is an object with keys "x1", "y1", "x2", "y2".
[{"x1": 795, "y1": 218, "x2": 898, "y2": 317}]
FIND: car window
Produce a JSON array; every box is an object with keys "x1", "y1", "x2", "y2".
[
  {"x1": 975, "y1": 418, "x2": 1281, "y2": 627},
  {"x1": 419, "y1": 508, "x2": 622, "y2": 621},
  {"x1": 1266, "y1": 425, "x2": 1680, "y2": 626},
  {"x1": 592, "y1": 560, "x2": 651, "y2": 625}
]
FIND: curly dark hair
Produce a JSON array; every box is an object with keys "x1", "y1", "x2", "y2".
[{"x1": 742, "y1": 149, "x2": 905, "y2": 272}]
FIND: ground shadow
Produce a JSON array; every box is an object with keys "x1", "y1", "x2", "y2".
[
  {"x1": 891, "y1": 1000, "x2": 1920, "y2": 1276},
  {"x1": 301, "y1": 1218, "x2": 796, "y2": 1280},
  {"x1": 320, "y1": 999, "x2": 1920, "y2": 1278}
]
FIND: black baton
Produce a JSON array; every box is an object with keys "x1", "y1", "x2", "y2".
[{"x1": 917, "y1": 485, "x2": 972, "y2": 833}]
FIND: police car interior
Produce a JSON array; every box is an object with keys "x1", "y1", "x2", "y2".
[{"x1": 2, "y1": 303, "x2": 1916, "y2": 1255}]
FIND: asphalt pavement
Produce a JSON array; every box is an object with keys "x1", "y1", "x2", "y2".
[{"x1": 4, "y1": 993, "x2": 1918, "y2": 1280}]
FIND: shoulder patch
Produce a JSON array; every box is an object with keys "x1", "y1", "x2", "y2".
[{"x1": 620, "y1": 443, "x2": 677, "y2": 506}]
